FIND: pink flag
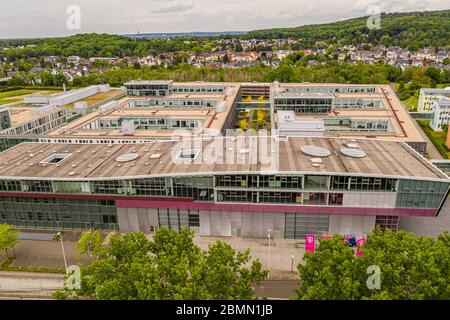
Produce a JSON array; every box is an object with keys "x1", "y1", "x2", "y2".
[
  {"x1": 305, "y1": 234, "x2": 316, "y2": 253},
  {"x1": 356, "y1": 237, "x2": 365, "y2": 256}
]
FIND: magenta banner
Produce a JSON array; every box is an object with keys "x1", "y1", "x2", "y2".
[
  {"x1": 305, "y1": 234, "x2": 316, "y2": 253},
  {"x1": 321, "y1": 235, "x2": 332, "y2": 239},
  {"x1": 356, "y1": 237, "x2": 366, "y2": 256}
]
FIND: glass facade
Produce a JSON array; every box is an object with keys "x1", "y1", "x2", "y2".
[
  {"x1": 375, "y1": 215, "x2": 399, "y2": 232},
  {"x1": 0, "y1": 197, "x2": 118, "y2": 230},
  {"x1": 396, "y1": 179, "x2": 449, "y2": 208},
  {"x1": 274, "y1": 98, "x2": 333, "y2": 113},
  {"x1": 0, "y1": 175, "x2": 446, "y2": 212},
  {"x1": 126, "y1": 84, "x2": 170, "y2": 97},
  {"x1": 334, "y1": 98, "x2": 381, "y2": 109},
  {"x1": 158, "y1": 209, "x2": 200, "y2": 231},
  {"x1": 331, "y1": 176, "x2": 397, "y2": 191},
  {"x1": 284, "y1": 213, "x2": 330, "y2": 239},
  {"x1": 283, "y1": 86, "x2": 377, "y2": 94}
]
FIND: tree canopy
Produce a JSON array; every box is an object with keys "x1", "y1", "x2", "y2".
[
  {"x1": 57, "y1": 228, "x2": 267, "y2": 300},
  {"x1": 247, "y1": 10, "x2": 450, "y2": 50},
  {"x1": 0, "y1": 224, "x2": 19, "y2": 258},
  {"x1": 296, "y1": 227, "x2": 450, "y2": 300}
]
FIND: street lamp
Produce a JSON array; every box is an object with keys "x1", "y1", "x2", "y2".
[
  {"x1": 267, "y1": 229, "x2": 271, "y2": 280},
  {"x1": 56, "y1": 231, "x2": 68, "y2": 274}
]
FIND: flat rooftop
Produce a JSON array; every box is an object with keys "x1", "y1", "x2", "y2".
[
  {"x1": 274, "y1": 84, "x2": 425, "y2": 143},
  {"x1": 124, "y1": 80, "x2": 173, "y2": 86},
  {"x1": 63, "y1": 89, "x2": 124, "y2": 109},
  {"x1": 49, "y1": 84, "x2": 240, "y2": 138},
  {"x1": 0, "y1": 137, "x2": 446, "y2": 181},
  {"x1": 7, "y1": 105, "x2": 63, "y2": 126}
]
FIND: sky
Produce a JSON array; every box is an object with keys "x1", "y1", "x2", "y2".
[{"x1": 0, "y1": 0, "x2": 449, "y2": 39}]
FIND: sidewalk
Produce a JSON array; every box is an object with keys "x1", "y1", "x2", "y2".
[
  {"x1": 0, "y1": 237, "x2": 89, "y2": 270},
  {"x1": 194, "y1": 236, "x2": 303, "y2": 279},
  {"x1": 0, "y1": 232, "x2": 304, "y2": 280}
]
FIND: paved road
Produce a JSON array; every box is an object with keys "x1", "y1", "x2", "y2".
[
  {"x1": 0, "y1": 271, "x2": 64, "y2": 298},
  {"x1": 0, "y1": 271, "x2": 297, "y2": 300},
  {"x1": 254, "y1": 280, "x2": 299, "y2": 299}
]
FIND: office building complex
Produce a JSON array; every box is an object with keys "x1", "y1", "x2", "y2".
[
  {"x1": 430, "y1": 99, "x2": 450, "y2": 131},
  {"x1": 418, "y1": 87, "x2": 450, "y2": 112},
  {"x1": 0, "y1": 80, "x2": 447, "y2": 238},
  {"x1": 0, "y1": 137, "x2": 447, "y2": 238}
]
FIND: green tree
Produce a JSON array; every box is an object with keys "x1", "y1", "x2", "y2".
[
  {"x1": 0, "y1": 224, "x2": 19, "y2": 258},
  {"x1": 76, "y1": 230, "x2": 104, "y2": 261},
  {"x1": 58, "y1": 228, "x2": 267, "y2": 300},
  {"x1": 296, "y1": 236, "x2": 361, "y2": 300},
  {"x1": 295, "y1": 227, "x2": 450, "y2": 300}
]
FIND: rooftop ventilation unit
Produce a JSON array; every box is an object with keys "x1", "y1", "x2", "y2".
[
  {"x1": 99, "y1": 101, "x2": 118, "y2": 114},
  {"x1": 300, "y1": 145, "x2": 331, "y2": 158},
  {"x1": 216, "y1": 101, "x2": 226, "y2": 113},
  {"x1": 345, "y1": 143, "x2": 359, "y2": 149},
  {"x1": 340, "y1": 148, "x2": 367, "y2": 158},
  {"x1": 310, "y1": 158, "x2": 323, "y2": 164},
  {"x1": 122, "y1": 120, "x2": 135, "y2": 135}
]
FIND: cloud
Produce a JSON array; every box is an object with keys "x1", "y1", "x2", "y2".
[
  {"x1": 151, "y1": 2, "x2": 196, "y2": 14},
  {"x1": 0, "y1": 0, "x2": 449, "y2": 38}
]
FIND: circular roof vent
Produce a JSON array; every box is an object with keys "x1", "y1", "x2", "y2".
[
  {"x1": 300, "y1": 145, "x2": 331, "y2": 157},
  {"x1": 116, "y1": 153, "x2": 140, "y2": 163},
  {"x1": 340, "y1": 148, "x2": 367, "y2": 158}
]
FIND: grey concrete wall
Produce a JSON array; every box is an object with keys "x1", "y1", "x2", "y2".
[
  {"x1": 199, "y1": 211, "x2": 284, "y2": 238},
  {"x1": 117, "y1": 207, "x2": 159, "y2": 233},
  {"x1": 329, "y1": 215, "x2": 376, "y2": 236},
  {"x1": 399, "y1": 196, "x2": 450, "y2": 238},
  {"x1": 343, "y1": 192, "x2": 397, "y2": 208}
]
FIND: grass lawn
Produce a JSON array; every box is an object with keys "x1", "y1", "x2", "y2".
[
  {"x1": 0, "y1": 98, "x2": 22, "y2": 105},
  {"x1": 402, "y1": 95, "x2": 419, "y2": 111},
  {"x1": 417, "y1": 120, "x2": 450, "y2": 159},
  {"x1": 63, "y1": 90, "x2": 122, "y2": 108},
  {"x1": 0, "y1": 89, "x2": 38, "y2": 99},
  {"x1": 0, "y1": 89, "x2": 61, "y2": 105}
]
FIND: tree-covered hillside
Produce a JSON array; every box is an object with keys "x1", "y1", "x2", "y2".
[
  {"x1": 1, "y1": 9, "x2": 448, "y2": 61},
  {"x1": 246, "y1": 10, "x2": 450, "y2": 50}
]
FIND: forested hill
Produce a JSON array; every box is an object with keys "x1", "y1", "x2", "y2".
[
  {"x1": 1, "y1": 9, "x2": 449, "y2": 60},
  {"x1": 246, "y1": 10, "x2": 450, "y2": 49}
]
